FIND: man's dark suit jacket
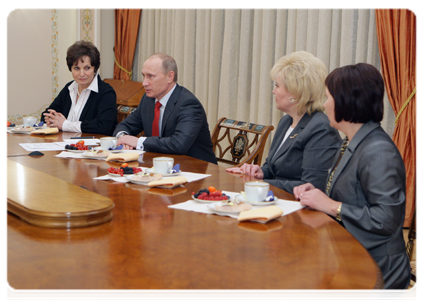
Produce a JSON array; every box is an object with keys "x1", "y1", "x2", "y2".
[
  {"x1": 41, "y1": 75, "x2": 118, "y2": 136},
  {"x1": 113, "y1": 84, "x2": 217, "y2": 164}
]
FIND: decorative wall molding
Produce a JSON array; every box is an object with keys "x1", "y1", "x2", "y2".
[
  {"x1": 80, "y1": 9, "x2": 96, "y2": 43},
  {"x1": 52, "y1": 9, "x2": 59, "y2": 102}
]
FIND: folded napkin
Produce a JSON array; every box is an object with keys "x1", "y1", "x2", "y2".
[
  {"x1": 238, "y1": 206, "x2": 283, "y2": 223},
  {"x1": 31, "y1": 127, "x2": 59, "y2": 135},
  {"x1": 148, "y1": 186, "x2": 187, "y2": 196},
  {"x1": 106, "y1": 152, "x2": 139, "y2": 162},
  {"x1": 237, "y1": 220, "x2": 283, "y2": 232},
  {"x1": 147, "y1": 176, "x2": 187, "y2": 188}
]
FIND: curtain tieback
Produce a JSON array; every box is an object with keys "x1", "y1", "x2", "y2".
[
  {"x1": 114, "y1": 54, "x2": 133, "y2": 80},
  {"x1": 395, "y1": 87, "x2": 416, "y2": 125}
]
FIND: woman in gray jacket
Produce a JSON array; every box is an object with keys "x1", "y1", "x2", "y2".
[
  {"x1": 294, "y1": 63, "x2": 411, "y2": 289},
  {"x1": 227, "y1": 51, "x2": 341, "y2": 194}
]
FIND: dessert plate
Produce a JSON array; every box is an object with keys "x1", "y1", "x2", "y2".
[
  {"x1": 235, "y1": 194, "x2": 279, "y2": 206},
  {"x1": 191, "y1": 196, "x2": 224, "y2": 203},
  {"x1": 144, "y1": 168, "x2": 181, "y2": 177},
  {"x1": 207, "y1": 202, "x2": 252, "y2": 214}
]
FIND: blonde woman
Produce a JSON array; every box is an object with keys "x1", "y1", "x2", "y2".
[{"x1": 227, "y1": 51, "x2": 341, "y2": 194}]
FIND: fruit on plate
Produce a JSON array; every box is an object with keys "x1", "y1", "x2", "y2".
[
  {"x1": 65, "y1": 141, "x2": 90, "y2": 151},
  {"x1": 107, "y1": 165, "x2": 143, "y2": 176},
  {"x1": 191, "y1": 187, "x2": 229, "y2": 201}
]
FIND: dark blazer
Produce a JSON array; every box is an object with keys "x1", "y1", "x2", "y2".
[
  {"x1": 41, "y1": 75, "x2": 118, "y2": 136},
  {"x1": 262, "y1": 111, "x2": 341, "y2": 194},
  {"x1": 113, "y1": 84, "x2": 217, "y2": 164},
  {"x1": 328, "y1": 121, "x2": 410, "y2": 289}
]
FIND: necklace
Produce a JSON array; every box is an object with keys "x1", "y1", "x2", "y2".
[{"x1": 325, "y1": 138, "x2": 349, "y2": 196}]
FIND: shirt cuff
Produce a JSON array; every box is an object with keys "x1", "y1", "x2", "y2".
[
  {"x1": 137, "y1": 137, "x2": 147, "y2": 150},
  {"x1": 62, "y1": 120, "x2": 82, "y2": 133},
  {"x1": 115, "y1": 131, "x2": 129, "y2": 139}
]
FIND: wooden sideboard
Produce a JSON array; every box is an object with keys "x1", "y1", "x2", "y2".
[{"x1": 104, "y1": 79, "x2": 145, "y2": 123}]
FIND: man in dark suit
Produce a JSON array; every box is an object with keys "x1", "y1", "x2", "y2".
[{"x1": 114, "y1": 53, "x2": 217, "y2": 164}]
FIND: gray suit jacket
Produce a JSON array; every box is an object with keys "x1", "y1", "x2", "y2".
[
  {"x1": 113, "y1": 84, "x2": 217, "y2": 164},
  {"x1": 262, "y1": 111, "x2": 341, "y2": 194},
  {"x1": 328, "y1": 121, "x2": 411, "y2": 289}
]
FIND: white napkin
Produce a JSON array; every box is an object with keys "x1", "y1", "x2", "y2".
[
  {"x1": 55, "y1": 150, "x2": 145, "y2": 159},
  {"x1": 94, "y1": 174, "x2": 130, "y2": 182},
  {"x1": 169, "y1": 191, "x2": 304, "y2": 220}
]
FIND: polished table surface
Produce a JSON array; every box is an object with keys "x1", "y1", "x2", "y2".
[{"x1": 7, "y1": 131, "x2": 382, "y2": 289}]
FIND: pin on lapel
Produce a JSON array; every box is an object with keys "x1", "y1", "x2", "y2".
[{"x1": 290, "y1": 134, "x2": 298, "y2": 139}]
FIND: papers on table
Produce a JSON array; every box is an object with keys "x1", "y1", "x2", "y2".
[
  {"x1": 19, "y1": 142, "x2": 65, "y2": 151},
  {"x1": 55, "y1": 150, "x2": 145, "y2": 160},
  {"x1": 169, "y1": 192, "x2": 304, "y2": 221},
  {"x1": 94, "y1": 171, "x2": 211, "y2": 183}
]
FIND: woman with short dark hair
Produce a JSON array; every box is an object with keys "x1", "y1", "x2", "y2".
[
  {"x1": 294, "y1": 63, "x2": 411, "y2": 289},
  {"x1": 41, "y1": 40, "x2": 117, "y2": 135}
]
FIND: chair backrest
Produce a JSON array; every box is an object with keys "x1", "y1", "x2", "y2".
[{"x1": 211, "y1": 117, "x2": 274, "y2": 167}]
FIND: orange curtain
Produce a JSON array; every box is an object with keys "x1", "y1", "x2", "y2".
[
  {"x1": 113, "y1": 9, "x2": 142, "y2": 80},
  {"x1": 375, "y1": 9, "x2": 416, "y2": 227}
]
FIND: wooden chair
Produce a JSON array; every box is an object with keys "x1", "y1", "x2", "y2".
[
  {"x1": 406, "y1": 210, "x2": 416, "y2": 282},
  {"x1": 211, "y1": 117, "x2": 274, "y2": 167}
]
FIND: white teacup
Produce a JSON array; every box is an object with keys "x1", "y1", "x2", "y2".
[
  {"x1": 244, "y1": 181, "x2": 269, "y2": 202},
  {"x1": 23, "y1": 116, "x2": 37, "y2": 127},
  {"x1": 100, "y1": 137, "x2": 117, "y2": 150},
  {"x1": 153, "y1": 157, "x2": 174, "y2": 174}
]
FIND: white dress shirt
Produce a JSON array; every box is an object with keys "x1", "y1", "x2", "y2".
[
  {"x1": 62, "y1": 73, "x2": 99, "y2": 132},
  {"x1": 271, "y1": 126, "x2": 294, "y2": 160},
  {"x1": 134, "y1": 84, "x2": 177, "y2": 150}
]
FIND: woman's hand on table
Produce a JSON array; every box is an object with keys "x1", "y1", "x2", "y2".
[
  {"x1": 43, "y1": 109, "x2": 66, "y2": 130},
  {"x1": 227, "y1": 164, "x2": 264, "y2": 179},
  {"x1": 294, "y1": 183, "x2": 340, "y2": 217},
  {"x1": 117, "y1": 135, "x2": 138, "y2": 150}
]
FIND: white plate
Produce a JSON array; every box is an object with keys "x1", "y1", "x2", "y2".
[
  {"x1": 108, "y1": 169, "x2": 143, "y2": 177},
  {"x1": 93, "y1": 146, "x2": 122, "y2": 153},
  {"x1": 235, "y1": 194, "x2": 279, "y2": 206},
  {"x1": 81, "y1": 151, "x2": 109, "y2": 160},
  {"x1": 207, "y1": 203, "x2": 252, "y2": 214},
  {"x1": 127, "y1": 175, "x2": 151, "y2": 185},
  {"x1": 107, "y1": 171, "x2": 125, "y2": 177},
  {"x1": 10, "y1": 128, "x2": 34, "y2": 134},
  {"x1": 66, "y1": 147, "x2": 92, "y2": 153},
  {"x1": 145, "y1": 168, "x2": 181, "y2": 177},
  {"x1": 127, "y1": 175, "x2": 181, "y2": 189},
  {"x1": 191, "y1": 196, "x2": 224, "y2": 203}
]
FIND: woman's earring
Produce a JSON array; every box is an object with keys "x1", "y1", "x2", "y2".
[{"x1": 289, "y1": 98, "x2": 296, "y2": 103}]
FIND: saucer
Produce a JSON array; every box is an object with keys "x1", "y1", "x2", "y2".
[
  {"x1": 235, "y1": 194, "x2": 278, "y2": 206},
  {"x1": 145, "y1": 168, "x2": 181, "y2": 177}
]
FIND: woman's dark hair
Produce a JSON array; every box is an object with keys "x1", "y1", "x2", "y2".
[
  {"x1": 325, "y1": 63, "x2": 384, "y2": 123},
  {"x1": 66, "y1": 40, "x2": 100, "y2": 72}
]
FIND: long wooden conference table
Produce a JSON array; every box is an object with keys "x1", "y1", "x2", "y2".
[{"x1": 7, "y1": 131, "x2": 382, "y2": 289}]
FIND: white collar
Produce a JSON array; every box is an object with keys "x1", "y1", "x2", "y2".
[
  {"x1": 69, "y1": 73, "x2": 99, "y2": 94},
  {"x1": 156, "y1": 83, "x2": 177, "y2": 107}
]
